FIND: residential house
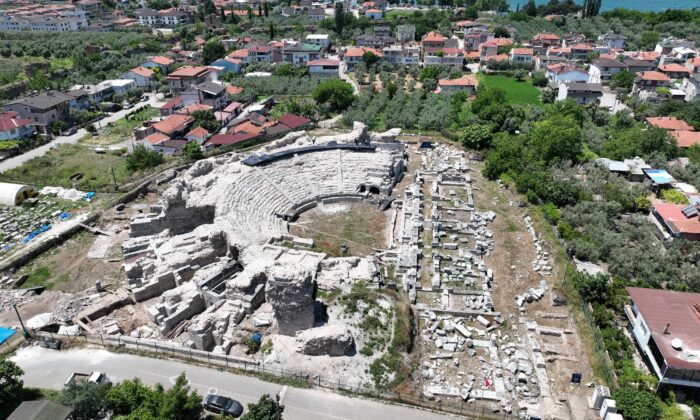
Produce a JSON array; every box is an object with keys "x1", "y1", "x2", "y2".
[
  {"x1": 204, "y1": 132, "x2": 260, "y2": 149},
  {"x1": 532, "y1": 32, "x2": 560, "y2": 55},
  {"x1": 248, "y1": 45, "x2": 272, "y2": 63},
  {"x1": 598, "y1": 31, "x2": 627, "y2": 50},
  {"x1": 281, "y1": 6, "x2": 302, "y2": 17},
  {"x1": 7, "y1": 400, "x2": 72, "y2": 420},
  {"x1": 395, "y1": 24, "x2": 415, "y2": 43},
  {"x1": 365, "y1": 8, "x2": 382, "y2": 20},
  {"x1": 142, "y1": 56, "x2": 173, "y2": 74},
  {"x1": 646, "y1": 117, "x2": 694, "y2": 131},
  {"x1": 160, "y1": 96, "x2": 184, "y2": 116},
  {"x1": 142, "y1": 131, "x2": 170, "y2": 149},
  {"x1": 681, "y1": 76, "x2": 700, "y2": 102},
  {"x1": 435, "y1": 75, "x2": 478, "y2": 95},
  {"x1": 306, "y1": 8, "x2": 325, "y2": 21},
  {"x1": 228, "y1": 49, "x2": 249, "y2": 64},
  {"x1": 307, "y1": 59, "x2": 340, "y2": 77},
  {"x1": 421, "y1": 31, "x2": 446, "y2": 55},
  {"x1": 135, "y1": 8, "x2": 189, "y2": 27},
  {"x1": 546, "y1": 63, "x2": 589, "y2": 84},
  {"x1": 623, "y1": 58, "x2": 656, "y2": 74},
  {"x1": 342, "y1": 47, "x2": 383, "y2": 70},
  {"x1": 671, "y1": 46, "x2": 697, "y2": 61},
  {"x1": 535, "y1": 54, "x2": 569, "y2": 70},
  {"x1": 153, "y1": 139, "x2": 188, "y2": 155},
  {"x1": 382, "y1": 44, "x2": 420, "y2": 66},
  {"x1": 357, "y1": 35, "x2": 385, "y2": 49},
  {"x1": 209, "y1": 57, "x2": 242, "y2": 74},
  {"x1": 655, "y1": 37, "x2": 696, "y2": 55},
  {"x1": 625, "y1": 287, "x2": 700, "y2": 391},
  {"x1": 374, "y1": 25, "x2": 391, "y2": 37},
  {"x1": 181, "y1": 81, "x2": 228, "y2": 110},
  {"x1": 152, "y1": 114, "x2": 194, "y2": 137},
  {"x1": 100, "y1": 79, "x2": 137, "y2": 96},
  {"x1": 464, "y1": 30, "x2": 494, "y2": 52},
  {"x1": 509, "y1": 48, "x2": 533, "y2": 63},
  {"x1": 120, "y1": 66, "x2": 155, "y2": 88},
  {"x1": 569, "y1": 43, "x2": 593, "y2": 61},
  {"x1": 557, "y1": 83, "x2": 603, "y2": 105},
  {"x1": 634, "y1": 71, "x2": 671, "y2": 92},
  {"x1": 588, "y1": 58, "x2": 628, "y2": 84},
  {"x1": 424, "y1": 48, "x2": 463, "y2": 68},
  {"x1": 4, "y1": 91, "x2": 73, "y2": 132},
  {"x1": 278, "y1": 114, "x2": 311, "y2": 130},
  {"x1": 685, "y1": 57, "x2": 700, "y2": 76},
  {"x1": 306, "y1": 34, "x2": 330, "y2": 50},
  {"x1": 561, "y1": 32, "x2": 586, "y2": 47},
  {"x1": 630, "y1": 50, "x2": 661, "y2": 65},
  {"x1": 658, "y1": 63, "x2": 692, "y2": 80},
  {"x1": 0, "y1": 111, "x2": 35, "y2": 141},
  {"x1": 281, "y1": 43, "x2": 322, "y2": 65},
  {"x1": 185, "y1": 126, "x2": 209, "y2": 144},
  {"x1": 167, "y1": 66, "x2": 213, "y2": 95}
]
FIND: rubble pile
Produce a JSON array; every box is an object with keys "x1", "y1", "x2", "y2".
[
  {"x1": 523, "y1": 216, "x2": 552, "y2": 276},
  {"x1": 0, "y1": 200, "x2": 74, "y2": 254},
  {"x1": 296, "y1": 324, "x2": 354, "y2": 356}
]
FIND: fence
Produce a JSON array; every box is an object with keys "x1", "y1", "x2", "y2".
[{"x1": 34, "y1": 330, "x2": 515, "y2": 419}]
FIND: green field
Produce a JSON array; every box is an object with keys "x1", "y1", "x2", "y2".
[
  {"x1": 83, "y1": 106, "x2": 159, "y2": 146},
  {"x1": 477, "y1": 74, "x2": 542, "y2": 105},
  {"x1": 0, "y1": 143, "x2": 140, "y2": 191}
]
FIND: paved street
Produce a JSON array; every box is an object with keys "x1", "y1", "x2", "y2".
[
  {"x1": 0, "y1": 93, "x2": 162, "y2": 173},
  {"x1": 12, "y1": 346, "x2": 456, "y2": 420}
]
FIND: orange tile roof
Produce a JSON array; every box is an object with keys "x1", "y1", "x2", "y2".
[
  {"x1": 228, "y1": 49, "x2": 249, "y2": 59},
  {"x1": 129, "y1": 66, "x2": 154, "y2": 78},
  {"x1": 658, "y1": 63, "x2": 691, "y2": 74},
  {"x1": 143, "y1": 132, "x2": 170, "y2": 145},
  {"x1": 186, "y1": 126, "x2": 209, "y2": 138},
  {"x1": 636, "y1": 71, "x2": 670, "y2": 82},
  {"x1": 646, "y1": 117, "x2": 694, "y2": 131},
  {"x1": 422, "y1": 31, "x2": 446, "y2": 43},
  {"x1": 366, "y1": 8, "x2": 381, "y2": 12},
  {"x1": 150, "y1": 56, "x2": 174, "y2": 66},
  {"x1": 533, "y1": 32, "x2": 560, "y2": 41},
  {"x1": 438, "y1": 75, "x2": 478, "y2": 86},
  {"x1": 167, "y1": 66, "x2": 210, "y2": 78},
  {"x1": 344, "y1": 47, "x2": 383, "y2": 58},
  {"x1": 229, "y1": 120, "x2": 263, "y2": 135},
  {"x1": 670, "y1": 130, "x2": 700, "y2": 148},
  {"x1": 632, "y1": 51, "x2": 660, "y2": 61},
  {"x1": 153, "y1": 114, "x2": 194, "y2": 135},
  {"x1": 176, "y1": 104, "x2": 213, "y2": 115},
  {"x1": 226, "y1": 85, "x2": 243, "y2": 95},
  {"x1": 511, "y1": 48, "x2": 533, "y2": 56}
]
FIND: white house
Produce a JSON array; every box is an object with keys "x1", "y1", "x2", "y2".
[
  {"x1": 557, "y1": 83, "x2": 603, "y2": 105},
  {"x1": 598, "y1": 31, "x2": 627, "y2": 50},
  {"x1": 365, "y1": 8, "x2": 383, "y2": 20},
  {"x1": 588, "y1": 58, "x2": 627, "y2": 84},
  {"x1": 626, "y1": 287, "x2": 700, "y2": 393},
  {"x1": 0, "y1": 112, "x2": 35, "y2": 141},
  {"x1": 305, "y1": 34, "x2": 330, "y2": 50},
  {"x1": 547, "y1": 64, "x2": 590, "y2": 84},
  {"x1": 98, "y1": 79, "x2": 138, "y2": 96},
  {"x1": 307, "y1": 59, "x2": 340, "y2": 77},
  {"x1": 509, "y1": 48, "x2": 533, "y2": 63},
  {"x1": 119, "y1": 66, "x2": 155, "y2": 88}
]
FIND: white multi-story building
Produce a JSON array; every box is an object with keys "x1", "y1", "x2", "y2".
[{"x1": 0, "y1": 9, "x2": 87, "y2": 32}]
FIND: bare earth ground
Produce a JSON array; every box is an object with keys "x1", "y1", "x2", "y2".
[{"x1": 289, "y1": 202, "x2": 391, "y2": 257}]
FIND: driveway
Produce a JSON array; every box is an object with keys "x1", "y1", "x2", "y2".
[
  {"x1": 11, "y1": 346, "x2": 456, "y2": 420},
  {"x1": 599, "y1": 88, "x2": 628, "y2": 113},
  {"x1": 0, "y1": 93, "x2": 163, "y2": 173}
]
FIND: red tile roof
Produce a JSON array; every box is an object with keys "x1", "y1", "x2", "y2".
[
  {"x1": 229, "y1": 120, "x2": 264, "y2": 135},
  {"x1": 307, "y1": 59, "x2": 340, "y2": 66},
  {"x1": 438, "y1": 76, "x2": 478, "y2": 87},
  {"x1": 167, "y1": 66, "x2": 210, "y2": 79},
  {"x1": 646, "y1": 117, "x2": 694, "y2": 131},
  {"x1": 205, "y1": 132, "x2": 260, "y2": 147},
  {"x1": 161, "y1": 96, "x2": 184, "y2": 111},
  {"x1": 129, "y1": 66, "x2": 154, "y2": 78},
  {"x1": 223, "y1": 101, "x2": 243, "y2": 113},
  {"x1": 153, "y1": 114, "x2": 194, "y2": 135},
  {"x1": 278, "y1": 114, "x2": 311, "y2": 129},
  {"x1": 0, "y1": 112, "x2": 33, "y2": 132},
  {"x1": 143, "y1": 132, "x2": 170, "y2": 145},
  {"x1": 636, "y1": 71, "x2": 670, "y2": 82},
  {"x1": 186, "y1": 126, "x2": 209, "y2": 138},
  {"x1": 511, "y1": 48, "x2": 533, "y2": 56},
  {"x1": 150, "y1": 55, "x2": 174, "y2": 66},
  {"x1": 226, "y1": 85, "x2": 243, "y2": 95},
  {"x1": 670, "y1": 130, "x2": 700, "y2": 148},
  {"x1": 176, "y1": 103, "x2": 213, "y2": 115},
  {"x1": 366, "y1": 8, "x2": 381, "y2": 12},
  {"x1": 658, "y1": 63, "x2": 691, "y2": 74},
  {"x1": 627, "y1": 286, "x2": 700, "y2": 370},
  {"x1": 422, "y1": 31, "x2": 446, "y2": 43},
  {"x1": 228, "y1": 49, "x2": 249, "y2": 59},
  {"x1": 533, "y1": 32, "x2": 560, "y2": 41},
  {"x1": 344, "y1": 47, "x2": 383, "y2": 58}
]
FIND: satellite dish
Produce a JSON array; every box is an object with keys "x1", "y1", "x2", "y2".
[{"x1": 671, "y1": 338, "x2": 683, "y2": 350}]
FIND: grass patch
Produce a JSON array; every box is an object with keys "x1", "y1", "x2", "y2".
[
  {"x1": 477, "y1": 74, "x2": 542, "y2": 105},
  {"x1": 83, "y1": 106, "x2": 159, "y2": 146},
  {"x1": 23, "y1": 266, "x2": 53, "y2": 289},
  {"x1": 0, "y1": 141, "x2": 19, "y2": 151},
  {"x1": 0, "y1": 142, "x2": 161, "y2": 191}
]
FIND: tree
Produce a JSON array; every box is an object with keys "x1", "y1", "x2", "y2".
[
  {"x1": 105, "y1": 378, "x2": 155, "y2": 416},
  {"x1": 241, "y1": 394, "x2": 284, "y2": 420},
  {"x1": 57, "y1": 382, "x2": 110, "y2": 420},
  {"x1": 182, "y1": 141, "x2": 203, "y2": 160},
  {"x1": 610, "y1": 69, "x2": 634, "y2": 90},
  {"x1": 263, "y1": 2, "x2": 269, "y2": 17},
  {"x1": 157, "y1": 374, "x2": 202, "y2": 419},
  {"x1": 334, "y1": 2, "x2": 345, "y2": 35},
  {"x1": 612, "y1": 387, "x2": 660, "y2": 420},
  {"x1": 582, "y1": 0, "x2": 602, "y2": 18},
  {"x1": 202, "y1": 40, "x2": 225, "y2": 65},
  {"x1": 523, "y1": 0, "x2": 537, "y2": 16},
  {"x1": 126, "y1": 145, "x2": 164, "y2": 172},
  {"x1": 528, "y1": 115, "x2": 583, "y2": 164},
  {"x1": 460, "y1": 123, "x2": 493, "y2": 149},
  {"x1": 269, "y1": 23, "x2": 275, "y2": 40},
  {"x1": 362, "y1": 51, "x2": 379, "y2": 67},
  {"x1": 191, "y1": 110, "x2": 220, "y2": 132},
  {"x1": 312, "y1": 79, "x2": 355, "y2": 112},
  {"x1": 531, "y1": 70, "x2": 548, "y2": 87},
  {"x1": 493, "y1": 26, "x2": 510, "y2": 38},
  {"x1": 572, "y1": 272, "x2": 608, "y2": 303},
  {"x1": 0, "y1": 359, "x2": 24, "y2": 419}
]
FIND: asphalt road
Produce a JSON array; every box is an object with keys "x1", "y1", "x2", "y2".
[
  {"x1": 12, "y1": 346, "x2": 456, "y2": 420},
  {"x1": 0, "y1": 93, "x2": 162, "y2": 174}
]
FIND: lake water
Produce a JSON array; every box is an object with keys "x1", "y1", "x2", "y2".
[{"x1": 507, "y1": 0, "x2": 700, "y2": 12}]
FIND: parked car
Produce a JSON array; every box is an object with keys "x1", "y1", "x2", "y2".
[
  {"x1": 202, "y1": 394, "x2": 243, "y2": 418},
  {"x1": 64, "y1": 371, "x2": 111, "y2": 387},
  {"x1": 66, "y1": 127, "x2": 78, "y2": 136},
  {"x1": 141, "y1": 95, "x2": 149, "y2": 102}
]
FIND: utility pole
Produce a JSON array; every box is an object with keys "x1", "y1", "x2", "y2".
[
  {"x1": 13, "y1": 304, "x2": 29, "y2": 338},
  {"x1": 111, "y1": 167, "x2": 118, "y2": 191}
]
